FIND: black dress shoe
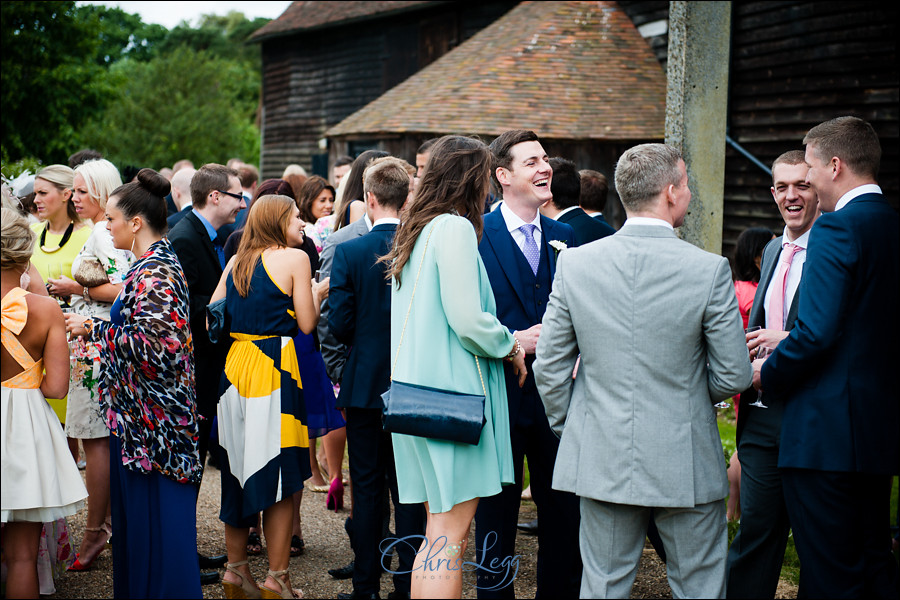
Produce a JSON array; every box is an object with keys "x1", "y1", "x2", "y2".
[
  {"x1": 200, "y1": 570, "x2": 220, "y2": 585},
  {"x1": 337, "y1": 592, "x2": 380, "y2": 599},
  {"x1": 387, "y1": 591, "x2": 410, "y2": 599},
  {"x1": 328, "y1": 560, "x2": 355, "y2": 579},
  {"x1": 198, "y1": 552, "x2": 227, "y2": 569},
  {"x1": 516, "y1": 518, "x2": 538, "y2": 535}
]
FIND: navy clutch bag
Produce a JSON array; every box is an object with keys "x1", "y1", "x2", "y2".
[
  {"x1": 206, "y1": 297, "x2": 229, "y2": 344},
  {"x1": 381, "y1": 380, "x2": 485, "y2": 445}
]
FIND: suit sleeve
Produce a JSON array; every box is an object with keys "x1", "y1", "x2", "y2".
[
  {"x1": 327, "y1": 244, "x2": 356, "y2": 345},
  {"x1": 761, "y1": 216, "x2": 856, "y2": 395},
  {"x1": 704, "y1": 257, "x2": 754, "y2": 401},
  {"x1": 317, "y1": 233, "x2": 349, "y2": 383},
  {"x1": 533, "y1": 252, "x2": 578, "y2": 436},
  {"x1": 434, "y1": 218, "x2": 515, "y2": 358}
]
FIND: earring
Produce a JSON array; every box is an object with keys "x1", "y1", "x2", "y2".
[
  {"x1": 20, "y1": 262, "x2": 31, "y2": 290},
  {"x1": 130, "y1": 234, "x2": 137, "y2": 255}
]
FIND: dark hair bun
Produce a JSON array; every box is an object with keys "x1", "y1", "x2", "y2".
[{"x1": 137, "y1": 168, "x2": 171, "y2": 198}]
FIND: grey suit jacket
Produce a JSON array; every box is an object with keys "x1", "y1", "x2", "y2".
[
  {"x1": 534, "y1": 224, "x2": 752, "y2": 507},
  {"x1": 318, "y1": 216, "x2": 371, "y2": 383}
]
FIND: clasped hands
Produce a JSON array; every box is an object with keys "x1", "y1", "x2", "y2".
[{"x1": 747, "y1": 328, "x2": 789, "y2": 391}]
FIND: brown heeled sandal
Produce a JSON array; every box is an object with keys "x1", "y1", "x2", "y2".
[
  {"x1": 259, "y1": 569, "x2": 302, "y2": 599},
  {"x1": 222, "y1": 560, "x2": 261, "y2": 599}
]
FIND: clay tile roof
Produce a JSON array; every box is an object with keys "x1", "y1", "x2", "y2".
[
  {"x1": 250, "y1": 1, "x2": 440, "y2": 42},
  {"x1": 325, "y1": 1, "x2": 666, "y2": 141}
]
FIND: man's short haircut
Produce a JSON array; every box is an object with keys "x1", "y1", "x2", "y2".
[
  {"x1": 614, "y1": 143, "x2": 683, "y2": 212},
  {"x1": 363, "y1": 157, "x2": 410, "y2": 212},
  {"x1": 579, "y1": 169, "x2": 609, "y2": 212},
  {"x1": 771, "y1": 150, "x2": 807, "y2": 184},
  {"x1": 803, "y1": 116, "x2": 881, "y2": 179},
  {"x1": 68, "y1": 149, "x2": 103, "y2": 169},
  {"x1": 238, "y1": 164, "x2": 259, "y2": 188},
  {"x1": 190, "y1": 164, "x2": 239, "y2": 208},
  {"x1": 417, "y1": 138, "x2": 440, "y2": 155},
  {"x1": 548, "y1": 157, "x2": 581, "y2": 210},
  {"x1": 334, "y1": 155, "x2": 354, "y2": 169}
]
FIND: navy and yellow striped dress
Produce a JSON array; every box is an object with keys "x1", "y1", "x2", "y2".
[{"x1": 218, "y1": 257, "x2": 312, "y2": 526}]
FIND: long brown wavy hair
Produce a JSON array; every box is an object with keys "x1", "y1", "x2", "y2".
[
  {"x1": 384, "y1": 135, "x2": 491, "y2": 288},
  {"x1": 231, "y1": 194, "x2": 296, "y2": 297}
]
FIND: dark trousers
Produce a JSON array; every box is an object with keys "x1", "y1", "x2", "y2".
[
  {"x1": 109, "y1": 435, "x2": 201, "y2": 599},
  {"x1": 474, "y1": 389, "x2": 582, "y2": 598},
  {"x1": 346, "y1": 407, "x2": 425, "y2": 596},
  {"x1": 782, "y1": 468, "x2": 898, "y2": 599},
  {"x1": 726, "y1": 407, "x2": 791, "y2": 598}
]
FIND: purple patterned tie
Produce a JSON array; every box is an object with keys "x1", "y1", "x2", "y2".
[{"x1": 520, "y1": 224, "x2": 540, "y2": 275}]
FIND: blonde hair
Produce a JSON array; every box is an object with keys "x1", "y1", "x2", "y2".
[
  {"x1": 74, "y1": 159, "x2": 123, "y2": 211},
  {"x1": 35, "y1": 164, "x2": 78, "y2": 221},
  {"x1": 1, "y1": 207, "x2": 36, "y2": 269},
  {"x1": 231, "y1": 195, "x2": 296, "y2": 297}
]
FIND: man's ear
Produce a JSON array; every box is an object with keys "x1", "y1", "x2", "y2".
[
  {"x1": 831, "y1": 156, "x2": 843, "y2": 181},
  {"x1": 495, "y1": 167, "x2": 510, "y2": 187}
]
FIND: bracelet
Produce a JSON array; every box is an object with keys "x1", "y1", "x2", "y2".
[
  {"x1": 505, "y1": 337, "x2": 522, "y2": 360},
  {"x1": 83, "y1": 286, "x2": 91, "y2": 302}
]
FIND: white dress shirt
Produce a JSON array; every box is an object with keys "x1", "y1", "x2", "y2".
[{"x1": 500, "y1": 201, "x2": 543, "y2": 253}]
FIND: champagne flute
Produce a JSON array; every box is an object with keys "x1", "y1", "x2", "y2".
[{"x1": 749, "y1": 346, "x2": 774, "y2": 408}]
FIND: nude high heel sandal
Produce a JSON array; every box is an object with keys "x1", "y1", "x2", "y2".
[
  {"x1": 259, "y1": 569, "x2": 302, "y2": 599},
  {"x1": 222, "y1": 560, "x2": 261, "y2": 599}
]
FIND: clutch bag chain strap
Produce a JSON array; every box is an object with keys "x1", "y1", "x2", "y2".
[{"x1": 391, "y1": 219, "x2": 486, "y2": 395}]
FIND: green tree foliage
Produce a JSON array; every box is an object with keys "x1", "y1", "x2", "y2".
[
  {"x1": 80, "y1": 46, "x2": 260, "y2": 170},
  {"x1": 1, "y1": 1, "x2": 107, "y2": 163},
  {"x1": 2, "y1": 3, "x2": 266, "y2": 170}
]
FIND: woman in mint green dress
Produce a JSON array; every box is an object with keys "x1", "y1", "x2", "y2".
[{"x1": 384, "y1": 136, "x2": 527, "y2": 599}]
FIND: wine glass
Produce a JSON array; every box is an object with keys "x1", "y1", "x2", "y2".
[{"x1": 749, "y1": 346, "x2": 774, "y2": 408}]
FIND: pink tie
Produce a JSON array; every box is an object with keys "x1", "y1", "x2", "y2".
[{"x1": 767, "y1": 243, "x2": 802, "y2": 331}]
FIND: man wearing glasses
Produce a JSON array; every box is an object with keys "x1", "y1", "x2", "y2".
[{"x1": 168, "y1": 163, "x2": 245, "y2": 586}]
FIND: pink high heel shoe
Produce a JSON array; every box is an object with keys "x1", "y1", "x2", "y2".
[{"x1": 325, "y1": 477, "x2": 344, "y2": 511}]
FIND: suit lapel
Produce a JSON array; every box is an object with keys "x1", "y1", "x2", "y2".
[
  {"x1": 187, "y1": 212, "x2": 222, "y2": 274},
  {"x1": 541, "y1": 216, "x2": 565, "y2": 280},
  {"x1": 484, "y1": 211, "x2": 529, "y2": 312}
]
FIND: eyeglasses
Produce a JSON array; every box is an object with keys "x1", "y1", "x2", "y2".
[{"x1": 217, "y1": 190, "x2": 244, "y2": 201}]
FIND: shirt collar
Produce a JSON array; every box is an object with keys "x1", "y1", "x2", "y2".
[
  {"x1": 835, "y1": 184, "x2": 882, "y2": 211},
  {"x1": 556, "y1": 206, "x2": 580, "y2": 219},
  {"x1": 372, "y1": 217, "x2": 400, "y2": 228},
  {"x1": 192, "y1": 209, "x2": 218, "y2": 242},
  {"x1": 500, "y1": 201, "x2": 542, "y2": 233},
  {"x1": 624, "y1": 216, "x2": 674, "y2": 231},
  {"x1": 782, "y1": 226, "x2": 811, "y2": 250}
]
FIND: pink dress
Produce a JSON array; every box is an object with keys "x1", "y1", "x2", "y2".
[{"x1": 734, "y1": 280, "x2": 758, "y2": 330}]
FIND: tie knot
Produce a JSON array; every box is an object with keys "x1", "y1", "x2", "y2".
[
  {"x1": 519, "y1": 224, "x2": 537, "y2": 238},
  {"x1": 782, "y1": 243, "x2": 802, "y2": 262}
]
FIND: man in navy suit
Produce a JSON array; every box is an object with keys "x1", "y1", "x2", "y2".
[
  {"x1": 579, "y1": 169, "x2": 618, "y2": 235},
  {"x1": 755, "y1": 116, "x2": 899, "y2": 598},
  {"x1": 474, "y1": 130, "x2": 581, "y2": 598},
  {"x1": 726, "y1": 150, "x2": 819, "y2": 598},
  {"x1": 328, "y1": 157, "x2": 424, "y2": 600},
  {"x1": 541, "y1": 158, "x2": 614, "y2": 245}
]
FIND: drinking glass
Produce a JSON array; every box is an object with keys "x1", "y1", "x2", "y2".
[{"x1": 749, "y1": 346, "x2": 773, "y2": 408}]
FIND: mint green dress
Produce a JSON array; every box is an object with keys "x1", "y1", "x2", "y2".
[{"x1": 390, "y1": 214, "x2": 515, "y2": 513}]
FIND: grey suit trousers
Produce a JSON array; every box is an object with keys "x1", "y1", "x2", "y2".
[{"x1": 580, "y1": 497, "x2": 727, "y2": 599}]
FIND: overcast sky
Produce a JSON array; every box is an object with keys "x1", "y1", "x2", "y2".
[{"x1": 76, "y1": 1, "x2": 293, "y2": 29}]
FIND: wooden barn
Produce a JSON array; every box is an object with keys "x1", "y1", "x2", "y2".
[{"x1": 252, "y1": 1, "x2": 898, "y2": 253}]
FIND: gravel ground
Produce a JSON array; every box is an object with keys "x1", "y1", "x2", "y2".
[{"x1": 49, "y1": 463, "x2": 798, "y2": 599}]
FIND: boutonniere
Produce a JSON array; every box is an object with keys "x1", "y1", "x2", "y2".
[{"x1": 549, "y1": 240, "x2": 568, "y2": 255}]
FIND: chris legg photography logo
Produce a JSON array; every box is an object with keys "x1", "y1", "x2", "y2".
[{"x1": 380, "y1": 531, "x2": 520, "y2": 590}]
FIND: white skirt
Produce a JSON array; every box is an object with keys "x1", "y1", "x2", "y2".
[{"x1": 1, "y1": 385, "x2": 87, "y2": 522}]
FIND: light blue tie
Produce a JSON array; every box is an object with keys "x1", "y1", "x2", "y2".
[{"x1": 519, "y1": 224, "x2": 540, "y2": 275}]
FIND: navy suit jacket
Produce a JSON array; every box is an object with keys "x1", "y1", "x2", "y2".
[
  {"x1": 328, "y1": 223, "x2": 396, "y2": 410},
  {"x1": 478, "y1": 209, "x2": 575, "y2": 421},
  {"x1": 557, "y1": 207, "x2": 614, "y2": 245},
  {"x1": 761, "y1": 193, "x2": 899, "y2": 474},
  {"x1": 590, "y1": 212, "x2": 618, "y2": 238},
  {"x1": 167, "y1": 211, "x2": 229, "y2": 411},
  {"x1": 167, "y1": 206, "x2": 191, "y2": 230}
]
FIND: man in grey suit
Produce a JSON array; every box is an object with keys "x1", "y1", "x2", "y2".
[
  {"x1": 726, "y1": 150, "x2": 818, "y2": 598},
  {"x1": 534, "y1": 143, "x2": 751, "y2": 598}
]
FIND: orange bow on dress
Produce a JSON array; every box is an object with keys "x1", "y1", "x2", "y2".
[{"x1": 2, "y1": 287, "x2": 44, "y2": 389}]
